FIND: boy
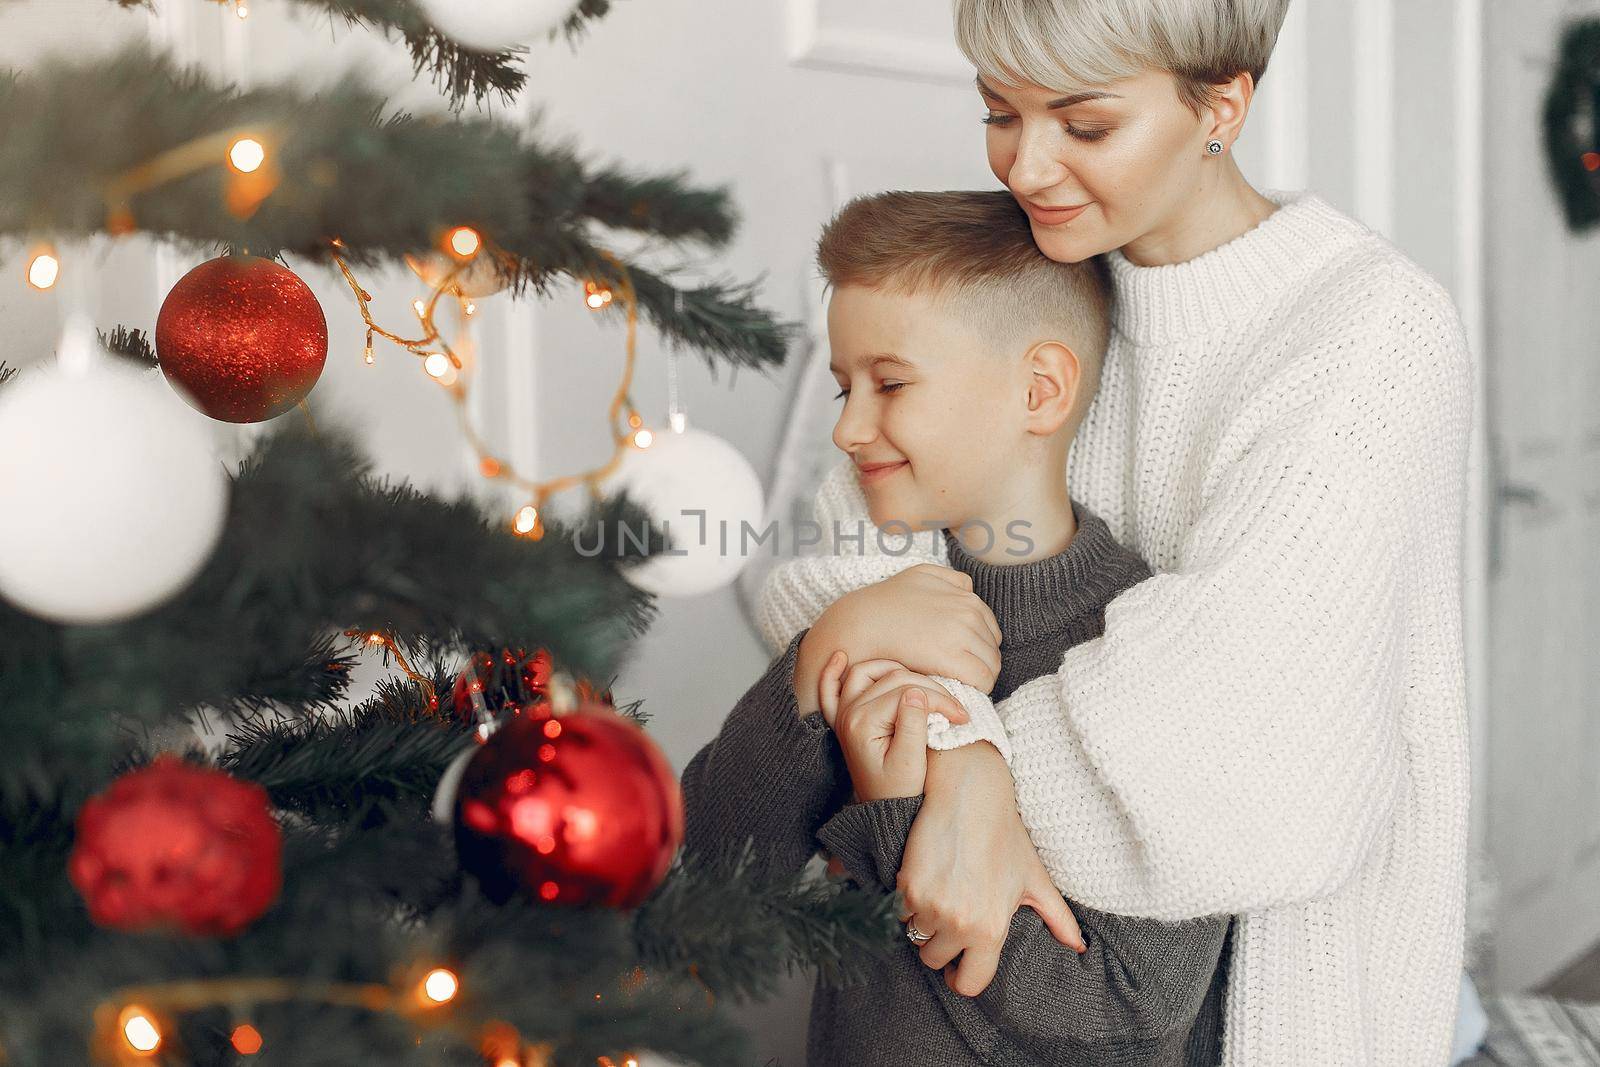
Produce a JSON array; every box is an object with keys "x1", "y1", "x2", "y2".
[{"x1": 681, "y1": 190, "x2": 1231, "y2": 1066}]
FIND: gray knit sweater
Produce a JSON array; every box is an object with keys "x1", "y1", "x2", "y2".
[{"x1": 681, "y1": 499, "x2": 1233, "y2": 1066}]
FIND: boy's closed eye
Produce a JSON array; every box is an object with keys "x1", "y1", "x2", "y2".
[{"x1": 832, "y1": 381, "x2": 907, "y2": 400}]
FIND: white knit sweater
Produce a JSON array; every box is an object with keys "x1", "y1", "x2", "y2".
[{"x1": 756, "y1": 190, "x2": 1474, "y2": 1066}]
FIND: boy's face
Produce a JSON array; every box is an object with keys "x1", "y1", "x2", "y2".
[{"x1": 827, "y1": 284, "x2": 1029, "y2": 532}]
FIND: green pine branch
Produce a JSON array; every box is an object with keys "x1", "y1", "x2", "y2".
[
  {"x1": 0, "y1": 790, "x2": 900, "y2": 1065},
  {"x1": 0, "y1": 46, "x2": 795, "y2": 372},
  {"x1": 0, "y1": 422, "x2": 668, "y2": 796},
  {"x1": 87, "y1": 0, "x2": 620, "y2": 109}
]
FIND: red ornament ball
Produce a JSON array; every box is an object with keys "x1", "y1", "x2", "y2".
[
  {"x1": 454, "y1": 705, "x2": 683, "y2": 908},
  {"x1": 450, "y1": 647, "x2": 555, "y2": 725},
  {"x1": 69, "y1": 756, "x2": 283, "y2": 936},
  {"x1": 155, "y1": 254, "x2": 328, "y2": 423}
]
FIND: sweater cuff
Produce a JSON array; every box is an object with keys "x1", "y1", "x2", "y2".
[
  {"x1": 815, "y1": 795, "x2": 924, "y2": 893},
  {"x1": 923, "y1": 676, "x2": 1011, "y2": 762}
]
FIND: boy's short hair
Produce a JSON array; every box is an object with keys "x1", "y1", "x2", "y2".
[
  {"x1": 954, "y1": 0, "x2": 1292, "y2": 114},
  {"x1": 816, "y1": 189, "x2": 1110, "y2": 413}
]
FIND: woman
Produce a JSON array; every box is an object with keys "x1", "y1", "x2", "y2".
[{"x1": 770, "y1": 0, "x2": 1473, "y2": 1063}]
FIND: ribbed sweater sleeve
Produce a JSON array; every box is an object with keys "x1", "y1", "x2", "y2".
[
  {"x1": 816, "y1": 797, "x2": 1229, "y2": 1056},
  {"x1": 679, "y1": 629, "x2": 851, "y2": 881}
]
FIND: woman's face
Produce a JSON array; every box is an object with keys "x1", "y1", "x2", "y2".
[{"x1": 979, "y1": 68, "x2": 1213, "y2": 263}]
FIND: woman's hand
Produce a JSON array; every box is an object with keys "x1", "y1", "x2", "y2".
[
  {"x1": 897, "y1": 743, "x2": 1086, "y2": 997},
  {"x1": 794, "y1": 564, "x2": 1002, "y2": 714}
]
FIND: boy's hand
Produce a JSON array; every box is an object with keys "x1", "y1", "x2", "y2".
[
  {"x1": 818, "y1": 654, "x2": 966, "y2": 801},
  {"x1": 794, "y1": 564, "x2": 1001, "y2": 714}
]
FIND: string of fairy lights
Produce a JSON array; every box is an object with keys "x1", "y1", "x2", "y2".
[
  {"x1": 11, "y1": 81, "x2": 675, "y2": 1067},
  {"x1": 93, "y1": 965, "x2": 642, "y2": 1066},
  {"x1": 22, "y1": 125, "x2": 671, "y2": 546}
]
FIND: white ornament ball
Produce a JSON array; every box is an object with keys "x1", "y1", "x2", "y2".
[
  {"x1": 603, "y1": 427, "x2": 765, "y2": 599},
  {"x1": 416, "y1": 0, "x2": 576, "y2": 52},
  {"x1": 0, "y1": 359, "x2": 229, "y2": 624}
]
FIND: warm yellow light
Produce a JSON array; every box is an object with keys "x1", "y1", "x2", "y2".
[
  {"x1": 422, "y1": 968, "x2": 459, "y2": 1004},
  {"x1": 367, "y1": 633, "x2": 385, "y2": 645},
  {"x1": 514, "y1": 506, "x2": 539, "y2": 534},
  {"x1": 121, "y1": 1009, "x2": 161, "y2": 1053},
  {"x1": 448, "y1": 226, "x2": 482, "y2": 258},
  {"x1": 584, "y1": 281, "x2": 613, "y2": 310},
  {"x1": 228, "y1": 137, "x2": 266, "y2": 174},
  {"x1": 234, "y1": 1, "x2": 249, "y2": 17},
  {"x1": 633, "y1": 429, "x2": 653, "y2": 449},
  {"x1": 464, "y1": 301, "x2": 477, "y2": 316},
  {"x1": 412, "y1": 299, "x2": 427, "y2": 317},
  {"x1": 424, "y1": 353, "x2": 452, "y2": 379},
  {"x1": 364, "y1": 345, "x2": 375, "y2": 366},
  {"x1": 26, "y1": 252, "x2": 59, "y2": 291},
  {"x1": 230, "y1": 1024, "x2": 264, "y2": 1055}
]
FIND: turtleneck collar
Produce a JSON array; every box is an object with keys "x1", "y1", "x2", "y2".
[
  {"x1": 1106, "y1": 189, "x2": 1369, "y2": 345},
  {"x1": 940, "y1": 498, "x2": 1130, "y2": 647}
]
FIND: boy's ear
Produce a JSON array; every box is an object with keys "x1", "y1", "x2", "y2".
[{"x1": 1023, "y1": 340, "x2": 1080, "y2": 435}]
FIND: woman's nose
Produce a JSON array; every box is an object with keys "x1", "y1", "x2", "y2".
[{"x1": 1008, "y1": 123, "x2": 1066, "y2": 196}]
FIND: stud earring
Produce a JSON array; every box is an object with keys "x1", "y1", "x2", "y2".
[{"x1": 1206, "y1": 139, "x2": 1225, "y2": 156}]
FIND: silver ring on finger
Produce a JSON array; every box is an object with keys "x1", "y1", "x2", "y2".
[{"x1": 905, "y1": 920, "x2": 933, "y2": 945}]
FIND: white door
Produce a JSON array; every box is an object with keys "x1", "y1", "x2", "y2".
[{"x1": 1483, "y1": 0, "x2": 1600, "y2": 992}]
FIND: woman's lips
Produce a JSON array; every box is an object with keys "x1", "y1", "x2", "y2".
[
  {"x1": 857, "y1": 461, "x2": 908, "y2": 485},
  {"x1": 1024, "y1": 201, "x2": 1090, "y2": 226}
]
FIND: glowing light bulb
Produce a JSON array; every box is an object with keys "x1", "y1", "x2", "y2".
[
  {"x1": 121, "y1": 1009, "x2": 161, "y2": 1054},
  {"x1": 464, "y1": 301, "x2": 477, "y2": 315},
  {"x1": 633, "y1": 428, "x2": 653, "y2": 449},
  {"x1": 424, "y1": 353, "x2": 452, "y2": 379},
  {"x1": 228, "y1": 137, "x2": 266, "y2": 174},
  {"x1": 26, "y1": 252, "x2": 59, "y2": 291},
  {"x1": 422, "y1": 968, "x2": 459, "y2": 1004},
  {"x1": 231, "y1": 1024, "x2": 264, "y2": 1055},
  {"x1": 413, "y1": 299, "x2": 427, "y2": 317},
  {"x1": 447, "y1": 226, "x2": 482, "y2": 258},
  {"x1": 514, "y1": 506, "x2": 539, "y2": 535},
  {"x1": 584, "y1": 281, "x2": 613, "y2": 310},
  {"x1": 364, "y1": 345, "x2": 375, "y2": 366},
  {"x1": 669, "y1": 411, "x2": 687, "y2": 434},
  {"x1": 235, "y1": 1, "x2": 249, "y2": 17}
]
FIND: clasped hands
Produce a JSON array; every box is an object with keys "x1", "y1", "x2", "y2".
[{"x1": 797, "y1": 564, "x2": 1087, "y2": 998}]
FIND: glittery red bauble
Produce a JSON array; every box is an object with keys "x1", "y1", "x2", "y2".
[
  {"x1": 155, "y1": 255, "x2": 328, "y2": 423},
  {"x1": 68, "y1": 756, "x2": 282, "y2": 937},
  {"x1": 450, "y1": 647, "x2": 555, "y2": 725},
  {"x1": 454, "y1": 705, "x2": 683, "y2": 908}
]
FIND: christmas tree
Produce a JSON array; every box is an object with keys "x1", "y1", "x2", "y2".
[{"x1": 0, "y1": 4, "x2": 899, "y2": 1064}]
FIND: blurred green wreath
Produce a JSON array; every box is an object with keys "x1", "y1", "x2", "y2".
[{"x1": 1545, "y1": 19, "x2": 1600, "y2": 231}]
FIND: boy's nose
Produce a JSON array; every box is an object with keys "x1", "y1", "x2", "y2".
[{"x1": 831, "y1": 403, "x2": 878, "y2": 454}]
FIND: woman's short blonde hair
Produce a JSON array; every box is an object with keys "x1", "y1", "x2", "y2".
[{"x1": 954, "y1": 0, "x2": 1291, "y2": 113}]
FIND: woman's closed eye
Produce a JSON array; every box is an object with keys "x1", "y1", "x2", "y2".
[
  {"x1": 979, "y1": 112, "x2": 1111, "y2": 143},
  {"x1": 832, "y1": 382, "x2": 906, "y2": 400}
]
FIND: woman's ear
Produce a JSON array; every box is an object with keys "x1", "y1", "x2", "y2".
[
  {"x1": 1206, "y1": 72, "x2": 1256, "y2": 151},
  {"x1": 1024, "y1": 341, "x2": 1079, "y2": 435}
]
